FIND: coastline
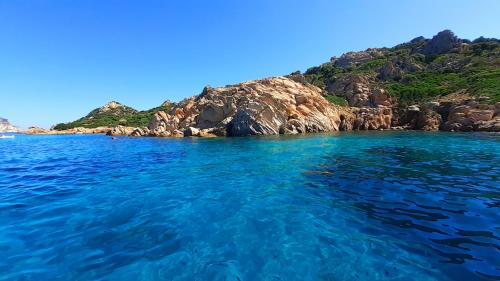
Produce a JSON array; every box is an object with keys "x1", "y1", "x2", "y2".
[{"x1": 24, "y1": 77, "x2": 498, "y2": 137}]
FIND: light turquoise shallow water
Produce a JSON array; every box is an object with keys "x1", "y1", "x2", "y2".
[{"x1": 0, "y1": 132, "x2": 499, "y2": 280}]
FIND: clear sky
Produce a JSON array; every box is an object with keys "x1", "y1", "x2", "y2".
[{"x1": 1, "y1": 0, "x2": 499, "y2": 128}]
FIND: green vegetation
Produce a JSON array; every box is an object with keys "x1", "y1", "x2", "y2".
[
  {"x1": 383, "y1": 72, "x2": 467, "y2": 105},
  {"x1": 303, "y1": 36, "x2": 500, "y2": 106},
  {"x1": 325, "y1": 95, "x2": 348, "y2": 106},
  {"x1": 53, "y1": 102, "x2": 174, "y2": 130}
]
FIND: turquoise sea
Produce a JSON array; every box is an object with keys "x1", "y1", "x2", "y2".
[{"x1": 0, "y1": 132, "x2": 499, "y2": 281}]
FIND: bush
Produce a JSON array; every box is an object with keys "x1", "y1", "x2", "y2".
[{"x1": 325, "y1": 95, "x2": 348, "y2": 106}]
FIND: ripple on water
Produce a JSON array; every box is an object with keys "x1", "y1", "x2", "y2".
[
  {"x1": 306, "y1": 142, "x2": 500, "y2": 279},
  {"x1": 0, "y1": 132, "x2": 498, "y2": 280}
]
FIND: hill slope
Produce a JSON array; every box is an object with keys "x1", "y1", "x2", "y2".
[
  {"x1": 53, "y1": 101, "x2": 174, "y2": 130},
  {"x1": 303, "y1": 30, "x2": 500, "y2": 106}
]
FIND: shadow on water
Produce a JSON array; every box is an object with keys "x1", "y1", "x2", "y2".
[{"x1": 305, "y1": 144, "x2": 500, "y2": 280}]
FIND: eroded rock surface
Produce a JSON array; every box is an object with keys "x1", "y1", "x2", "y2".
[
  {"x1": 145, "y1": 77, "x2": 343, "y2": 137},
  {"x1": 338, "y1": 107, "x2": 393, "y2": 131},
  {"x1": 402, "y1": 94, "x2": 499, "y2": 132},
  {"x1": 441, "y1": 101, "x2": 499, "y2": 132},
  {"x1": 106, "y1": 126, "x2": 137, "y2": 136},
  {"x1": 330, "y1": 48, "x2": 384, "y2": 68},
  {"x1": 327, "y1": 75, "x2": 393, "y2": 107}
]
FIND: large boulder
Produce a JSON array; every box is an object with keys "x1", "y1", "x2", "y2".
[{"x1": 146, "y1": 77, "x2": 343, "y2": 137}]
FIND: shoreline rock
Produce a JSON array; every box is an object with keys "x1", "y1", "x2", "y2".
[
  {"x1": 23, "y1": 126, "x2": 112, "y2": 135},
  {"x1": 0, "y1": 118, "x2": 20, "y2": 133},
  {"x1": 141, "y1": 77, "x2": 345, "y2": 137}
]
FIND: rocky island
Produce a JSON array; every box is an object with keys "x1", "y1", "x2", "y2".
[
  {"x1": 0, "y1": 117, "x2": 19, "y2": 133},
  {"x1": 44, "y1": 30, "x2": 500, "y2": 137}
]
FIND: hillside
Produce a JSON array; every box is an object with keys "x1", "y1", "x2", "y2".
[
  {"x1": 53, "y1": 101, "x2": 174, "y2": 130},
  {"x1": 51, "y1": 30, "x2": 499, "y2": 133},
  {"x1": 303, "y1": 30, "x2": 500, "y2": 106}
]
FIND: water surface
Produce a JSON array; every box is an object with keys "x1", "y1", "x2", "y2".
[{"x1": 0, "y1": 132, "x2": 499, "y2": 280}]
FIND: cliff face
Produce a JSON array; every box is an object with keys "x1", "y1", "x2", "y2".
[{"x1": 0, "y1": 118, "x2": 19, "y2": 132}]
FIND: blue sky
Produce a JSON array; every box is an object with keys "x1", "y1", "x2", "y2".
[{"x1": 1, "y1": 0, "x2": 499, "y2": 128}]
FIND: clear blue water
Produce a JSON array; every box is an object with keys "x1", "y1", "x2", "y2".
[{"x1": 0, "y1": 132, "x2": 499, "y2": 281}]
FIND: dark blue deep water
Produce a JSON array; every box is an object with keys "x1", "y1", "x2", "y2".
[{"x1": 0, "y1": 132, "x2": 499, "y2": 281}]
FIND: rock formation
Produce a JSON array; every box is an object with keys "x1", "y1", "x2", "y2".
[
  {"x1": 377, "y1": 57, "x2": 422, "y2": 81},
  {"x1": 97, "y1": 101, "x2": 136, "y2": 114},
  {"x1": 402, "y1": 94, "x2": 500, "y2": 132},
  {"x1": 143, "y1": 77, "x2": 344, "y2": 137},
  {"x1": 421, "y1": 30, "x2": 462, "y2": 55},
  {"x1": 330, "y1": 48, "x2": 384, "y2": 68},
  {"x1": 327, "y1": 75, "x2": 393, "y2": 108},
  {"x1": 338, "y1": 107, "x2": 393, "y2": 131},
  {"x1": 0, "y1": 118, "x2": 19, "y2": 132},
  {"x1": 24, "y1": 126, "x2": 111, "y2": 135},
  {"x1": 105, "y1": 125, "x2": 137, "y2": 136}
]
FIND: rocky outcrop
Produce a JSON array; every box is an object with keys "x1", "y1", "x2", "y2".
[
  {"x1": 330, "y1": 48, "x2": 384, "y2": 68},
  {"x1": 421, "y1": 30, "x2": 462, "y2": 56},
  {"x1": 403, "y1": 104, "x2": 442, "y2": 131},
  {"x1": 144, "y1": 77, "x2": 343, "y2": 137},
  {"x1": 378, "y1": 57, "x2": 422, "y2": 81},
  {"x1": 339, "y1": 107, "x2": 393, "y2": 131},
  {"x1": 24, "y1": 126, "x2": 111, "y2": 135},
  {"x1": 441, "y1": 102, "x2": 499, "y2": 132},
  {"x1": 0, "y1": 118, "x2": 19, "y2": 132},
  {"x1": 98, "y1": 101, "x2": 137, "y2": 114},
  {"x1": 327, "y1": 75, "x2": 393, "y2": 107},
  {"x1": 427, "y1": 54, "x2": 471, "y2": 72},
  {"x1": 402, "y1": 94, "x2": 499, "y2": 132},
  {"x1": 106, "y1": 125, "x2": 137, "y2": 136}
]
